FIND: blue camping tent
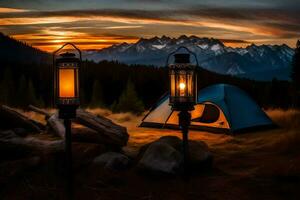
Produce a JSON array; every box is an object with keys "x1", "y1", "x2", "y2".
[{"x1": 140, "y1": 84, "x2": 274, "y2": 133}]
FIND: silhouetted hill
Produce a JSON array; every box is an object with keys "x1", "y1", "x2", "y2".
[{"x1": 0, "y1": 32, "x2": 51, "y2": 65}]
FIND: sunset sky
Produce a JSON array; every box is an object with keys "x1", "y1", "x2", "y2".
[{"x1": 0, "y1": 0, "x2": 299, "y2": 52}]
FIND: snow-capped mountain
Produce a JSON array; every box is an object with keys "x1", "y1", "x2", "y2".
[{"x1": 84, "y1": 35, "x2": 294, "y2": 81}]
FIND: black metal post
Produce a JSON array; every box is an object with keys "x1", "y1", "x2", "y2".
[
  {"x1": 64, "y1": 119, "x2": 73, "y2": 200},
  {"x1": 178, "y1": 110, "x2": 191, "y2": 178}
]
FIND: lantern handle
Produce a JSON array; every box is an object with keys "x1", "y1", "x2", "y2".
[
  {"x1": 165, "y1": 46, "x2": 199, "y2": 67},
  {"x1": 53, "y1": 42, "x2": 82, "y2": 61}
]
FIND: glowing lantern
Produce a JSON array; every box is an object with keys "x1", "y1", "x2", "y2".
[
  {"x1": 168, "y1": 47, "x2": 198, "y2": 111},
  {"x1": 53, "y1": 43, "x2": 81, "y2": 119},
  {"x1": 167, "y1": 46, "x2": 198, "y2": 177},
  {"x1": 53, "y1": 43, "x2": 82, "y2": 199}
]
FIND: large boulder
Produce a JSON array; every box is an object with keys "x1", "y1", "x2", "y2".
[
  {"x1": 72, "y1": 142, "x2": 108, "y2": 170},
  {"x1": 137, "y1": 136, "x2": 182, "y2": 159},
  {"x1": 0, "y1": 156, "x2": 40, "y2": 179},
  {"x1": 93, "y1": 152, "x2": 130, "y2": 170},
  {"x1": 189, "y1": 140, "x2": 213, "y2": 169},
  {"x1": 138, "y1": 136, "x2": 213, "y2": 175},
  {"x1": 138, "y1": 138, "x2": 182, "y2": 175}
]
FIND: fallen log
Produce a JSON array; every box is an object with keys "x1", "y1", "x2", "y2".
[
  {"x1": 28, "y1": 104, "x2": 51, "y2": 119},
  {"x1": 0, "y1": 105, "x2": 43, "y2": 133},
  {"x1": 75, "y1": 109, "x2": 129, "y2": 146},
  {"x1": 47, "y1": 113, "x2": 65, "y2": 138},
  {"x1": 28, "y1": 105, "x2": 129, "y2": 147},
  {"x1": 0, "y1": 130, "x2": 64, "y2": 159},
  {"x1": 27, "y1": 105, "x2": 65, "y2": 138}
]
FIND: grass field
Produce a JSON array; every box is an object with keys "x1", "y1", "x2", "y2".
[{"x1": 18, "y1": 108, "x2": 300, "y2": 200}]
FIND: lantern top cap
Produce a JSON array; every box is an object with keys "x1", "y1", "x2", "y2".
[
  {"x1": 166, "y1": 46, "x2": 198, "y2": 67},
  {"x1": 59, "y1": 52, "x2": 76, "y2": 58},
  {"x1": 174, "y1": 53, "x2": 190, "y2": 64}
]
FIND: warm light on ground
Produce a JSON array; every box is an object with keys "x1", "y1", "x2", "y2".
[{"x1": 23, "y1": 107, "x2": 300, "y2": 157}]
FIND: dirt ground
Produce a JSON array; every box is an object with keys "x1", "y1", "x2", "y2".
[{"x1": 1, "y1": 109, "x2": 300, "y2": 200}]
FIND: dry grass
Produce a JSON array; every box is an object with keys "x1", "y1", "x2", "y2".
[
  {"x1": 7, "y1": 108, "x2": 300, "y2": 200},
  {"x1": 82, "y1": 108, "x2": 300, "y2": 199},
  {"x1": 23, "y1": 107, "x2": 300, "y2": 155},
  {"x1": 265, "y1": 109, "x2": 300, "y2": 154},
  {"x1": 266, "y1": 109, "x2": 300, "y2": 130}
]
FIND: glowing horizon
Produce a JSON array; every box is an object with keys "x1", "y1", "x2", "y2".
[{"x1": 0, "y1": 0, "x2": 299, "y2": 51}]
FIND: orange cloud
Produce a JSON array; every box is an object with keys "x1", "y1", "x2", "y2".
[
  {"x1": 12, "y1": 30, "x2": 139, "y2": 51},
  {"x1": 0, "y1": 7, "x2": 28, "y2": 13},
  {"x1": 1, "y1": 7, "x2": 298, "y2": 50}
]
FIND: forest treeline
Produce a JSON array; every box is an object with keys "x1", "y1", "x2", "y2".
[
  {"x1": 0, "y1": 32, "x2": 299, "y2": 113},
  {"x1": 0, "y1": 59, "x2": 296, "y2": 111}
]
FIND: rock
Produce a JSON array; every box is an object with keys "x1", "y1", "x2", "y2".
[
  {"x1": 157, "y1": 136, "x2": 182, "y2": 149},
  {"x1": 12, "y1": 128, "x2": 28, "y2": 137},
  {"x1": 72, "y1": 142, "x2": 107, "y2": 170},
  {"x1": 138, "y1": 142, "x2": 182, "y2": 175},
  {"x1": 93, "y1": 152, "x2": 130, "y2": 170},
  {"x1": 137, "y1": 136, "x2": 182, "y2": 160},
  {"x1": 0, "y1": 156, "x2": 40, "y2": 178},
  {"x1": 138, "y1": 136, "x2": 213, "y2": 175},
  {"x1": 189, "y1": 140, "x2": 213, "y2": 169}
]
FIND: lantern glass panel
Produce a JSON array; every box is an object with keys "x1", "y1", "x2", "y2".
[
  {"x1": 187, "y1": 71, "x2": 194, "y2": 97},
  {"x1": 178, "y1": 70, "x2": 187, "y2": 97},
  {"x1": 58, "y1": 63, "x2": 79, "y2": 100},
  {"x1": 170, "y1": 70, "x2": 176, "y2": 97},
  {"x1": 59, "y1": 68, "x2": 75, "y2": 98}
]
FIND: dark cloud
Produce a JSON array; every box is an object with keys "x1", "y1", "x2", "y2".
[
  {"x1": 31, "y1": 41, "x2": 120, "y2": 46},
  {"x1": 219, "y1": 39, "x2": 249, "y2": 43},
  {"x1": 1, "y1": 6, "x2": 299, "y2": 37},
  {"x1": 1, "y1": 1, "x2": 299, "y2": 49}
]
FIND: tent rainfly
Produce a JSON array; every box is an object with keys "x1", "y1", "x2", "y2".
[{"x1": 140, "y1": 84, "x2": 274, "y2": 133}]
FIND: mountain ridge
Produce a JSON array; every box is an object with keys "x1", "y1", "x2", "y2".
[{"x1": 84, "y1": 35, "x2": 294, "y2": 81}]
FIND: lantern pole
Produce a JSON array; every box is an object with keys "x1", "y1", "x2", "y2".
[
  {"x1": 179, "y1": 109, "x2": 191, "y2": 178},
  {"x1": 167, "y1": 46, "x2": 198, "y2": 179},
  {"x1": 62, "y1": 118, "x2": 73, "y2": 199}
]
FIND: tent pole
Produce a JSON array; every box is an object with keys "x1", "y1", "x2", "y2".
[{"x1": 163, "y1": 110, "x2": 174, "y2": 128}]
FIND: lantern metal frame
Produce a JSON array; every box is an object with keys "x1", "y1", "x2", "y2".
[
  {"x1": 53, "y1": 43, "x2": 81, "y2": 200},
  {"x1": 53, "y1": 43, "x2": 82, "y2": 119},
  {"x1": 167, "y1": 46, "x2": 198, "y2": 111}
]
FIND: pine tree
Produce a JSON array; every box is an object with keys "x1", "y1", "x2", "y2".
[
  {"x1": 291, "y1": 40, "x2": 300, "y2": 107},
  {"x1": 90, "y1": 80, "x2": 105, "y2": 108},
  {"x1": 36, "y1": 96, "x2": 45, "y2": 108},
  {"x1": 0, "y1": 68, "x2": 15, "y2": 105},
  {"x1": 27, "y1": 79, "x2": 39, "y2": 107},
  {"x1": 112, "y1": 79, "x2": 144, "y2": 114},
  {"x1": 0, "y1": 79, "x2": 4, "y2": 105},
  {"x1": 16, "y1": 75, "x2": 27, "y2": 107}
]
